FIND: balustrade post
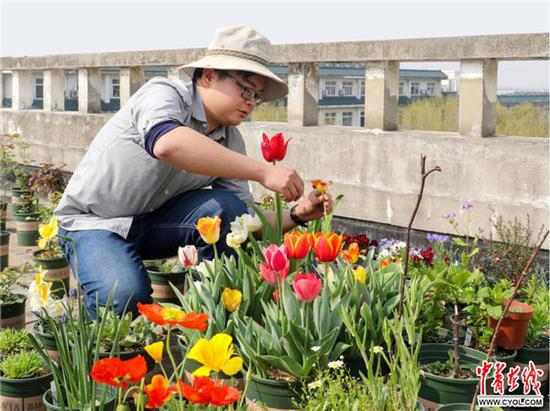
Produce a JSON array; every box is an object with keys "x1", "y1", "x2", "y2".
[
  {"x1": 78, "y1": 68, "x2": 102, "y2": 113},
  {"x1": 43, "y1": 69, "x2": 65, "y2": 111},
  {"x1": 364, "y1": 61, "x2": 399, "y2": 130},
  {"x1": 120, "y1": 67, "x2": 144, "y2": 106},
  {"x1": 12, "y1": 70, "x2": 33, "y2": 110},
  {"x1": 287, "y1": 63, "x2": 319, "y2": 126}
]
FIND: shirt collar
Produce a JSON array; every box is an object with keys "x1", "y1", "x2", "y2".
[{"x1": 191, "y1": 83, "x2": 226, "y2": 142}]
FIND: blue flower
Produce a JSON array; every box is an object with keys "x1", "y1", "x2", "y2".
[{"x1": 426, "y1": 233, "x2": 449, "y2": 243}]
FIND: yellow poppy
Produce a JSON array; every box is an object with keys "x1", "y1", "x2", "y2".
[
  {"x1": 187, "y1": 333, "x2": 243, "y2": 377},
  {"x1": 196, "y1": 216, "x2": 222, "y2": 245},
  {"x1": 145, "y1": 341, "x2": 164, "y2": 363}
]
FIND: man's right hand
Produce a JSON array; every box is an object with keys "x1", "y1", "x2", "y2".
[{"x1": 259, "y1": 164, "x2": 304, "y2": 202}]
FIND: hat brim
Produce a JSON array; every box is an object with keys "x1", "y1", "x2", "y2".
[{"x1": 178, "y1": 55, "x2": 288, "y2": 102}]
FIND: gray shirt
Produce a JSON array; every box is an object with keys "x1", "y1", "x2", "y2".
[{"x1": 55, "y1": 77, "x2": 254, "y2": 239}]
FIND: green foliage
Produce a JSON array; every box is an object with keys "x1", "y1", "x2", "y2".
[
  {"x1": 0, "y1": 328, "x2": 32, "y2": 356},
  {"x1": 525, "y1": 275, "x2": 550, "y2": 344},
  {"x1": 250, "y1": 103, "x2": 288, "y2": 123},
  {"x1": 0, "y1": 350, "x2": 45, "y2": 379},
  {"x1": 496, "y1": 102, "x2": 549, "y2": 137},
  {"x1": 0, "y1": 263, "x2": 31, "y2": 305},
  {"x1": 28, "y1": 163, "x2": 67, "y2": 198},
  {"x1": 145, "y1": 258, "x2": 183, "y2": 273}
]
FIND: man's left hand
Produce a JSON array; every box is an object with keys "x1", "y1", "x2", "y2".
[{"x1": 295, "y1": 190, "x2": 334, "y2": 222}]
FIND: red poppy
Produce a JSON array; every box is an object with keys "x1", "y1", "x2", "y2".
[
  {"x1": 312, "y1": 232, "x2": 344, "y2": 263},
  {"x1": 175, "y1": 376, "x2": 240, "y2": 407},
  {"x1": 144, "y1": 375, "x2": 174, "y2": 409},
  {"x1": 137, "y1": 303, "x2": 208, "y2": 331},
  {"x1": 90, "y1": 355, "x2": 147, "y2": 389},
  {"x1": 261, "y1": 132, "x2": 291, "y2": 163},
  {"x1": 284, "y1": 231, "x2": 312, "y2": 259}
]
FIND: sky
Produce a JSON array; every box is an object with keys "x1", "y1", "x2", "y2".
[{"x1": 1, "y1": 0, "x2": 548, "y2": 91}]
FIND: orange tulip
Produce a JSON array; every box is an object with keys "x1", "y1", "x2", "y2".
[
  {"x1": 137, "y1": 303, "x2": 208, "y2": 331},
  {"x1": 341, "y1": 242, "x2": 360, "y2": 264},
  {"x1": 284, "y1": 231, "x2": 312, "y2": 259},
  {"x1": 379, "y1": 258, "x2": 391, "y2": 269},
  {"x1": 196, "y1": 216, "x2": 221, "y2": 244},
  {"x1": 311, "y1": 179, "x2": 332, "y2": 194},
  {"x1": 312, "y1": 232, "x2": 344, "y2": 263}
]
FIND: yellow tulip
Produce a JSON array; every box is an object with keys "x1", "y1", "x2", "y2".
[
  {"x1": 145, "y1": 341, "x2": 164, "y2": 363},
  {"x1": 187, "y1": 333, "x2": 243, "y2": 377},
  {"x1": 221, "y1": 288, "x2": 242, "y2": 312},
  {"x1": 353, "y1": 266, "x2": 367, "y2": 284},
  {"x1": 196, "y1": 216, "x2": 221, "y2": 244},
  {"x1": 38, "y1": 217, "x2": 58, "y2": 249}
]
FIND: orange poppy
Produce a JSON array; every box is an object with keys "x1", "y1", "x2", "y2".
[
  {"x1": 144, "y1": 375, "x2": 174, "y2": 409},
  {"x1": 137, "y1": 303, "x2": 208, "y2": 331},
  {"x1": 90, "y1": 355, "x2": 147, "y2": 389}
]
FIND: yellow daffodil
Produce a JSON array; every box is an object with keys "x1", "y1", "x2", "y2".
[
  {"x1": 353, "y1": 266, "x2": 367, "y2": 284},
  {"x1": 38, "y1": 217, "x2": 58, "y2": 249},
  {"x1": 196, "y1": 216, "x2": 221, "y2": 244},
  {"x1": 145, "y1": 341, "x2": 164, "y2": 363},
  {"x1": 187, "y1": 333, "x2": 243, "y2": 377},
  {"x1": 221, "y1": 288, "x2": 242, "y2": 312}
]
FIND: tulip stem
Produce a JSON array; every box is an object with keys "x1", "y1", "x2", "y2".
[
  {"x1": 274, "y1": 191, "x2": 283, "y2": 242},
  {"x1": 304, "y1": 302, "x2": 309, "y2": 351},
  {"x1": 213, "y1": 244, "x2": 219, "y2": 274}
]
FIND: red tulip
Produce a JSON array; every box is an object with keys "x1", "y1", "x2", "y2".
[
  {"x1": 312, "y1": 232, "x2": 344, "y2": 262},
  {"x1": 260, "y1": 244, "x2": 290, "y2": 285},
  {"x1": 284, "y1": 231, "x2": 312, "y2": 259},
  {"x1": 292, "y1": 273, "x2": 322, "y2": 302},
  {"x1": 261, "y1": 132, "x2": 291, "y2": 163}
]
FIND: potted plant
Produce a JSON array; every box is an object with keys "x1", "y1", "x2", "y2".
[
  {"x1": 0, "y1": 328, "x2": 32, "y2": 356},
  {"x1": 33, "y1": 216, "x2": 70, "y2": 297},
  {"x1": 13, "y1": 197, "x2": 41, "y2": 246},
  {"x1": 0, "y1": 349, "x2": 53, "y2": 411},
  {"x1": 0, "y1": 263, "x2": 30, "y2": 329},
  {"x1": 145, "y1": 258, "x2": 187, "y2": 304},
  {"x1": 0, "y1": 229, "x2": 9, "y2": 271}
]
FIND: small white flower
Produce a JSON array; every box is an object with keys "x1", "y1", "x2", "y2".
[
  {"x1": 372, "y1": 346, "x2": 384, "y2": 354},
  {"x1": 307, "y1": 380, "x2": 323, "y2": 390},
  {"x1": 226, "y1": 230, "x2": 247, "y2": 249},
  {"x1": 311, "y1": 346, "x2": 321, "y2": 352},
  {"x1": 339, "y1": 355, "x2": 344, "y2": 360},
  {"x1": 327, "y1": 360, "x2": 343, "y2": 369}
]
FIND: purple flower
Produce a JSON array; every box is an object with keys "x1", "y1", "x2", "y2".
[
  {"x1": 68, "y1": 288, "x2": 77, "y2": 298},
  {"x1": 426, "y1": 233, "x2": 450, "y2": 243},
  {"x1": 442, "y1": 212, "x2": 457, "y2": 219},
  {"x1": 61, "y1": 312, "x2": 68, "y2": 323},
  {"x1": 461, "y1": 202, "x2": 474, "y2": 211}
]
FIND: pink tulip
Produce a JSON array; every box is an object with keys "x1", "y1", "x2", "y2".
[
  {"x1": 292, "y1": 273, "x2": 322, "y2": 302},
  {"x1": 260, "y1": 244, "x2": 290, "y2": 285},
  {"x1": 178, "y1": 245, "x2": 198, "y2": 267}
]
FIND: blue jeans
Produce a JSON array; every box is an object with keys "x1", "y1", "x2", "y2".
[{"x1": 58, "y1": 189, "x2": 247, "y2": 319}]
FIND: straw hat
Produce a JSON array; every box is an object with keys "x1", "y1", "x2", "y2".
[{"x1": 178, "y1": 26, "x2": 288, "y2": 102}]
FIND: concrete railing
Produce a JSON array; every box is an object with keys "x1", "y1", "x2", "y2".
[
  {"x1": 0, "y1": 33, "x2": 548, "y2": 248},
  {"x1": 1, "y1": 33, "x2": 548, "y2": 136}
]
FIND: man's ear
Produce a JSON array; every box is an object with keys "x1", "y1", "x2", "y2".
[{"x1": 199, "y1": 69, "x2": 216, "y2": 87}]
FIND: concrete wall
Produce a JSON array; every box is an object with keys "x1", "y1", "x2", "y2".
[{"x1": 1, "y1": 109, "x2": 548, "y2": 248}]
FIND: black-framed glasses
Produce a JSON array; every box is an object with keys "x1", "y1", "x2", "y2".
[{"x1": 225, "y1": 73, "x2": 265, "y2": 105}]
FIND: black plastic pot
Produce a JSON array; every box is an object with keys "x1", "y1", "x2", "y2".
[
  {"x1": 13, "y1": 211, "x2": 40, "y2": 246},
  {"x1": 0, "y1": 294, "x2": 26, "y2": 329},
  {"x1": 145, "y1": 265, "x2": 186, "y2": 304},
  {"x1": 0, "y1": 229, "x2": 9, "y2": 271},
  {"x1": 0, "y1": 367, "x2": 53, "y2": 411},
  {"x1": 246, "y1": 374, "x2": 303, "y2": 410},
  {"x1": 43, "y1": 386, "x2": 117, "y2": 411}
]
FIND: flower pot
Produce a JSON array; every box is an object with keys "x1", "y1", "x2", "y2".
[
  {"x1": 146, "y1": 266, "x2": 186, "y2": 304},
  {"x1": 424, "y1": 327, "x2": 466, "y2": 345},
  {"x1": 343, "y1": 352, "x2": 390, "y2": 378},
  {"x1": 488, "y1": 299, "x2": 534, "y2": 350},
  {"x1": 0, "y1": 294, "x2": 26, "y2": 329},
  {"x1": 43, "y1": 385, "x2": 117, "y2": 411},
  {"x1": 0, "y1": 367, "x2": 53, "y2": 411},
  {"x1": 34, "y1": 251, "x2": 71, "y2": 298},
  {"x1": 99, "y1": 346, "x2": 156, "y2": 372},
  {"x1": 13, "y1": 211, "x2": 40, "y2": 247},
  {"x1": 10, "y1": 188, "x2": 32, "y2": 206},
  {"x1": 33, "y1": 322, "x2": 60, "y2": 363},
  {"x1": 513, "y1": 335, "x2": 549, "y2": 396},
  {"x1": 0, "y1": 230, "x2": 9, "y2": 271},
  {"x1": 418, "y1": 343, "x2": 492, "y2": 410},
  {"x1": 436, "y1": 404, "x2": 492, "y2": 411},
  {"x1": 0, "y1": 202, "x2": 7, "y2": 231},
  {"x1": 245, "y1": 374, "x2": 302, "y2": 411}
]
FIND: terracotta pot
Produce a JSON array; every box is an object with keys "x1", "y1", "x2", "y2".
[{"x1": 488, "y1": 299, "x2": 533, "y2": 350}]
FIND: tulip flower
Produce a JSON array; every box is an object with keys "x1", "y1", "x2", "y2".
[
  {"x1": 353, "y1": 266, "x2": 367, "y2": 284},
  {"x1": 284, "y1": 231, "x2": 312, "y2": 259},
  {"x1": 292, "y1": 273, "x2": 322, "y2": 302},
  {"x1": 196, "y1": 216, "x2": 221, "y2": 244},
  {"x1": 341, "y1": 242, "x2": 360, "y2": 264},
  {"x1": 226, "y1": 230, "x2": 247, "y2": 249},
  {"x1": 261, "y1": 132, "x2": 291, "y2": 163},
  {"x1": 38, "y1": 217, "x2": 58, "y2": 249},
  {"x1": 90, "y1": 355, "x2": 148, "y2": 389},
  {"x1": 311, "y1": 179, "x2": 332, "y2": 194},
  {"x1": 175, "y1": 376, "x2": 240, "y2": 406},
  {"x1": 145, "y1": 341, "x2": 164, "y2": 363},
  {"x1": 178, "y1": 245, "x2": 198, "y2": 267},
  {"x1": 187, "y1": 333, "x2": 243, "y2": 377},
  {"x1": 312, "y1": 232, "x2": 344, "y2": 263},
  {"x1": 137, "y1": 303, "x2": 208, "y2": 331},
  {"x1": 221, "y1": 288, "x2": 242, "y2": 312},
  {"x1": 260, "y1": 244, "x2": 290, "y2": 285},
  {"x1": 144, "y1": 375, "x2": 174, "y2": 409}
]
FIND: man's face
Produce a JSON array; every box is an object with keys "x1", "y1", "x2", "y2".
[{"x1": 200, "y1": 70, "x2": 267, "y2": 128}]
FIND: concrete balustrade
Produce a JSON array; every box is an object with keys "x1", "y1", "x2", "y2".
[
  {"x1": 44, "y1": 69, "x2": 65, "y2": 111},
  {"x1": 78, "y1": 68, "x2": 102, "y2": 113},
  {"x1": 12, "y1": 70, "x2": 33, "y2": 110},
  {"x1": 120, "y1": 67, "x2": 144, "y2": 106}
]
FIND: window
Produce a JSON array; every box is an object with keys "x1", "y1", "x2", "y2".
[
  {"x1": 399, "y1": 82, "x2": 404, "y2": 96},
  {"x1": 35, "y1": 78, "x2": 43, "y2": 99},
  {"x1": 427, "y1": 82, "x2": 435, "y2": 95},
  {"x1": 360, "y1": 79, "x2": 365, "y2": 97},
  {"x1": 112, "y1": 78, "x2": 120, "y2": 98},
  {"x1": 341, "y1": 81, "x2": 353, "y2": 96},
  {"x1": 360, "y1": 111, "x2": 365, "y2": 127},
  {"x1": 342, "y1": 111, "x2": 353, "y2": 126},
  {"x1": 411, "y1": 82, "x2": 420, "y2": 96},
  {"x1": 324, "y1": 81, "x2": 336, "y2": 96},
  {"x1": 324, "y1": 112, "x2": 337, "y2": 125}
]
